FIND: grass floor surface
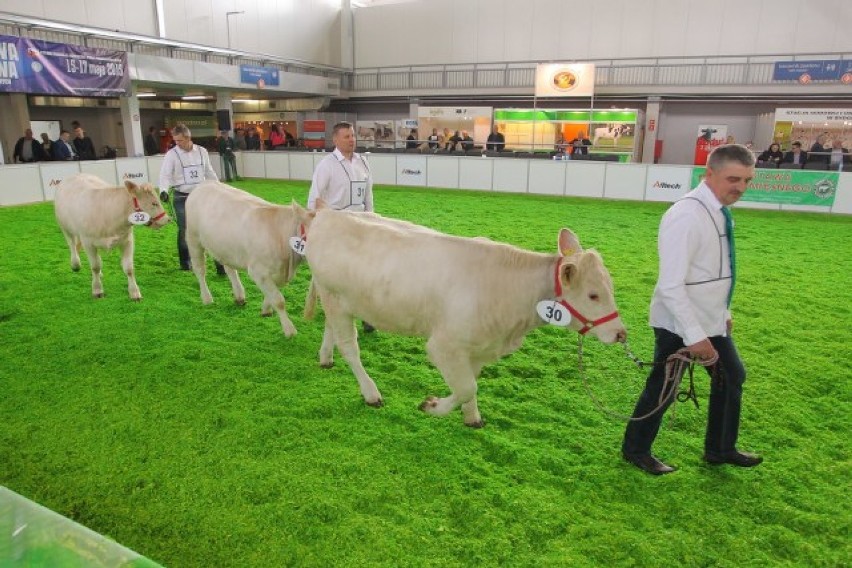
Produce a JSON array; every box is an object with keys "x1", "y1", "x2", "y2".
[{"x1": 1, "y1": 180, "x2": 850, "y2": 567}]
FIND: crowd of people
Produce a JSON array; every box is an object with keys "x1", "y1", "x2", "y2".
[
  {"x1": 757, "y1": 137, "x2": 850, "y2": 169},
  {"x1": 12, "y1": 122, "x2": 99, "y2": 163}
]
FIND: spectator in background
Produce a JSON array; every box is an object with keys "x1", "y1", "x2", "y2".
[
  {"x1": 269, "y1": 124, "x2": 286, "y2": 150},
  {"x1": 427, "y1": 128, "x2": 440, "y2": 150},
  {"x1": 284, "y1": 130, "x2": 296, "y2": 147},
  {"x1": 554, "y1": 135, "x2": 568, "y2": 156},
  {"x1": 53, "y1": 130, "x2": 77, "y2": 161},
  {"x1": 217, "y1": 129, "x2": 239, "y2": 182},
  {"x1": 406, "y1": 129, "x2": 418, "y2": 149},
  {"x1": 828, "y1": 139, "x2": 849, "y2": 170},
  {"x1": 570, "y1": 131, "x2": 592, "y2": 156},
  {"x1": 39, "y1": 133, "x2": 54, "y2": 161},
  {"x1": 442, "y1": 128, "x2": 453, "y2": 150},
  {"x1": 757, "y1": 143, "x2": 783, "y2": 166},
  {"x1": 460, "y1": 131, "x2": 474, "y2": 152},
  {"x1": 809, "y1": 134, "x2": 828, "y2": 156},
  {"x1": 725, "y1": 135, "x2": 736, "y2": 145},
  {"x1": 234, "y1": 128, "x2": 247, "y2": 151},
  {"x1": 73, "y1": 126, "x2": 97, "y2": 160},
  {"x1": 144, "y1": 126, "x2": 160, "y2": 156},
  {"x1": 245, "y1": 128, "x2": 261, "y2": 151},
  {"x1": 13, "y1": 129, "x2": 46, "y2": 163},
  {"x1": 782, "y1": 141, "x2": 807, "y2": 167},
  {"x1": 486, "y1": 125, "x2": 505, "y2": 151},
  {"x1": 446, "y1": 130, "x2": 462, "y2": 152}
]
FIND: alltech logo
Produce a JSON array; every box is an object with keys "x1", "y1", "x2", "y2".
[
  {"x1": 653, "y1": 180, "x2": 681, "y2": 190},
  {"x1": 49, "y1": 178, "x2": 62, "y2": 186},
  {"x1": 401, "y1": 168, "x2": 422, "y2": 176},
  {"x1": 123, "y1": 172, "x2": 144, "y2": 179}
]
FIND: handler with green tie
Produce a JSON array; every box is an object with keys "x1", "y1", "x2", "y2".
[{"x1": 622, "y1": 144, "x2": 763, "y2": 475}]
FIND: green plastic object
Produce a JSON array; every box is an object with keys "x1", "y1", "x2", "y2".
[{"x1": 0, "y1": 486, "x2": 162, "y2": 567}]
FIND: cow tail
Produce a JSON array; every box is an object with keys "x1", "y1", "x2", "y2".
[{"x1": 304, "y1": 277, "x2": 318, "y2": 320}]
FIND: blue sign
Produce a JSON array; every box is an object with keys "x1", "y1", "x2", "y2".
[
  {"x1": 0, "y1": 35, "x2": 129, "y2": 96},
  {"x1": 240, "y1": 65, "x2": 280, "y2": 88},
  {"x1": 773, "y1": 60, "x2": 852, "y2": 81}
]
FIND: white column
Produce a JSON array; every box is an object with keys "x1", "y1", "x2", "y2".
[
  {"x1": 641, "y1": 98, "x2": 661, "y2": 164},
  {"x1": 120, "y1": 84, "x2": 145, "y2": 157}
]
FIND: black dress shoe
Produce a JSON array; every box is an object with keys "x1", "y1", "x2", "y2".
[
  {"x1": 623, "y1": 452, "x2": 676, "y2": 475},
  {"x1": 704, "y1": 450, "x2": 763, "y2": 467},
  {"x1": 362, "y1": 321, "x2": 376, "y2": 334}
]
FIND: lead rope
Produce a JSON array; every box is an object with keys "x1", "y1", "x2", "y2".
[{"x1": 578, "y1": 335, "x2": 719, "y2": 422}]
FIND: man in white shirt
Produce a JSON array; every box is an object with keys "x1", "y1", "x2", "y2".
[
  {"x1": 307, "y1": 121, "x2": 375, "y2": 332},
  {"x1": 158, "y1": 124, "x2": 219, "y2": 270},
  {"x1": 622, "y1": 144, "x2": 762, "y2": 475}
]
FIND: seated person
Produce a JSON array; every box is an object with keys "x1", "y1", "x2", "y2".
[
  {"x1": 406, "y1": 129, "x2": 419, "y2": 149},
  {"x1": 554, "y1": 136, "x2": 568, "y2": 156},
  {"x1": 828, "y1": 139, "x2": 850, "y2": 169},
  {"x1": 486, "y1": 126, "x2": 505, "y2": 151},
  {"x1": 570, "y1": 131, "x2": 592, "y2": 155},
  {"x1": 460, "y1": 131, "x2": 474, "y2": 151},
  {"x1": 757, "y1": 143, "x2": 784, "y2": 165},
  {"x1": 782, "y1": 141, "x2": 807, "y2": 166},
  {"x1": 446, "y1": 130, "x2": 462, "y2": 151}
]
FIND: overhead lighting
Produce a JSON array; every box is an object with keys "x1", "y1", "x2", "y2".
[
  {"x1": 137, "y1": 92, "x2": 157, "y2": 98},
  {"x1": 231, "y1": 99, "x2": 260, "y2": 103},
  {"x1": 182, "y1": 95, "x2": 211, "y2": 100}
]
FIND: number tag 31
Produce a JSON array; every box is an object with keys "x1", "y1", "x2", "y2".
[
  {"x1": 536, "y1": 300, "x2": 571, "y2": 327},
  {"x1": 289, "y1": 236, "x2": 306, "y2": 255},
  {"x1": 128, "y1": 211, "x2": 151, "y2": 226}
]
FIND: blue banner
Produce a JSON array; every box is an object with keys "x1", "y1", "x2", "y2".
[
  {"x1": 0, "y1": 35, "x2": 129, "y2": 96},
  {"x1": 240, "y1": 65, "x2": 280, "y2": 88},
  {"x1": 772, "y1": 59, "x2": 852, "y2": 81}
]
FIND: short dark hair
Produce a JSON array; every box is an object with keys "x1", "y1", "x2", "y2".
[
  {"x1": 792, "y1": 141, "x2": 802, "y2": 148},
  {"x1": 707, "y1": 143, "x2": 755, "y2": 171},
  {"x1": 332, "y1": 121, "x2": 353, "y2": 136}
]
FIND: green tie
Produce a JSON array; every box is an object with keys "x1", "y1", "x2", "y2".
[{"x1": 721, "y1": 206, "x2": 736, "y2": 307}]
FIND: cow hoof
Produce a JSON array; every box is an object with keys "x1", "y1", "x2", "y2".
[
  {"x1": 234, "y1": 298, "x2": 246, "y2": 306},
  {"x1": 418, "y1": 396, "x2": 439, "y2": 412},
  {"x1": 260, "y1": 311, "x2": 273, "y2": 317},
  {"x1": 366, "y1": 398, "x2": 384, "y2": 408},
  {"x1": 465, "y1": 419, "x2": 485, "y2": 429},
  {"x1": 131, "y1": 297, "x2": 142, "y2": 302},
  {"x1": 93, "y1": 293, "x2": 105, "y2": 299},
  {"x1": 71, "y1": 266, "x2": 80, "y2": 273},
  {"x1": 319, "y1": 361, "x2": 334, "y2": 369}
]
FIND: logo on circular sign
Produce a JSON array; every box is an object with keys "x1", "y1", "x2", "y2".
[
  {"x1": 841, "y1": 72, "x2": 852, "y2": 85},
  {"x1": 551, "y1": 70, "x2": 578, "y2": 92},
  {"x1": 799, "y1": 73, "x2": 812, "y2": 85},
  {"x1": 813, "y1": 179, "x2": 835, "y2": 199}
]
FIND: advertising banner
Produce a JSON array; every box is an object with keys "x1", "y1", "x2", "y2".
[
  {"x1": 693, "y1": 124, "x2": 727, "y2": 165},
  {"x1": 691, "y1": 167, "x2": 838, "y2": 206},
  {"x1": 772, "y1": 108, "x2": 852, "y2": 152},
  {"x1": 0, "y1": 34, "x2": 129, "y2": 96},
  {"x1": 116, "y1": 158, "x2": 149, "y2": 186},
  {"x1": 165, "y1": 115, "x2": 218, "y2": 137},
  {"x1": 239, "y1": 65, "x2": 280, "y2": 88},
  {"x1": 535, "y1": 63, "x2": 595, "y2": 97},
  {"x1": 645, "y1": 166, "x2": 692, "y2": 202},
  {"x1": 302, "y1": 119, "x2": 326, "y2": 149},
  {"x1": 772, "y1": 60, "x2": 852, "y2": 82}
]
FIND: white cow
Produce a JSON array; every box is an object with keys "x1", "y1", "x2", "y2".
[
  {"x1": 185, "y1": 181, "x2": 313, "y2": 337},
  {"x1": 54, "y1": 173, "x2": 170, "y2": 300},
  {"x1": 593, "y1": 124, "x2": 628, "y2": 146},
  {"x1": 304, "y1": 209, "x2": 627, "y2": 427}
]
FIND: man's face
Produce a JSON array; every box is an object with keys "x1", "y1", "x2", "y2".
[
  {"x1": 334, "y1": 127, "x2": 356, "y2": 154},
  {"x1": 792, "y1": 145, "x2": 801, "y2": 153},
  {"x1": 61, "y1": 132, "x2": 70, "y2": 142},
  {"x1": 74, "y1": 128, "x2": 84, "y2": 139},
  {"x1": 705, "y1": 161, "x2": 754, "y2": 206},
  {"x1": 173, "y1": 133, "x2": 193, "y2": 152}
]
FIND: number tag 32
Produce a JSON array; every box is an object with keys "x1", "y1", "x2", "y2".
[
  {"x1": 536, "y1": 300, "x2": 571, "y2": 327},
  {"x1": 128, "y1": 211, "x2": 150, "y2": 226},
  {"x1": 289, "y1": 236, "x2": 306, "y2": 255}
]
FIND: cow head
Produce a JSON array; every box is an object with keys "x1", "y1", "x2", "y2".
[
  {"x1": 556, "y1": 228, "x2": 626, "y2": 344},
  {"x1": 125, "y1": 181, "x2": 170, "y2": 228}
]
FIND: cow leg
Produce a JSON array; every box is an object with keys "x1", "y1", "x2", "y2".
[
  {"x1": 249, "y1": 268, "x2": 296, "y2": 337},
  {"x1": 319, "y1": 321, "x2": 335, "y2": 368},
  {"x1": 422, "y1": 337, "x2": 482, "y2": 427},
  {"x1": 187, "y1": 236, "x2": 214, "y2": 304},
  {"x1": 322, "y1": 292, "x2": 382, "y2": 406},
  {"x1": 82, "y1": 240, "x2": 104, "y2": 298},
  {"x1": 62, "y1": 230, "x2": 81, "y2": 272},
  {"x1": 224, "y1": 266, "x2": 246, "y2": 306},
  {"x1": 118, "y1": 232, "x2": 141, "y2": 301}
]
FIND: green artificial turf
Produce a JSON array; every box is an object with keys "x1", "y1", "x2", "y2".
[{"x1": 1, "y1": 179, "x2": 850, "y2": 567}]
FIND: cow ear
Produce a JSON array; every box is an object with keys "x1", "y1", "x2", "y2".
[
  {"x1": 558, "y1": 228, "x2": 583, "y2": 257},
  {"x1": 124, "y1": 181, "x2": 138, "y2": 194},
  {"x1": 559, "y1": 259, "x2": 577, "y2": 289}
]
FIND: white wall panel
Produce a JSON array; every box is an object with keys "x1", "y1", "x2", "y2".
[
  {"x1": 289, "y1": 154, "x2": 315, "y2": 181},
  {"x1": 717, "y1": 0, "x2": 762, "y2": 56},
  {"x1": 241, "y1": 153, "x2": 266, "y2": 178},
  {"x1": 396, "y1": 156, "x2": 428, "y2": 187},
  {"x1": 644, "y1": 166, "x2": 691, "y2": 202},
  {"x1": 755, "y1": 1, "x2": 799, "y2": 55},
  {"x1": 80, "y1": 161, "x2": 118, "y2": 186},
  {"x1": 209, "y1": 153, "x2": 223, "y2": 179},
  {"x1": 451, "y1": 1, "x2": 478, "y2": 65},
  {"x1": 651, "y1": 0, "x2": 689, "y2": 58},
  {"x1": 831, "y1": 173, "x2": 852, "y2": 215},
  {"x1": 265, "y1": 154, "x2": 291, "y2": 180},
  {"x1": 492, "y1": 159, "x2": 528, "y2": 193},
  {"x1": 40, "y1": 163, "x2": 81, "y2": 202},
  {"x1": 529, "y1": 0, "x2": 561, "y2": 61},
  {"x1": 0, "y1": 166, "x2": 43, "y2": 206},
  {"x1": 115, "y1": 158, "x2": 150, "y2": 185},
  {"x1": 459, "y1": 157, "x2": 493, "y2": 191},
  {"x1": 427, "y1": 156, "x2": 459, "y2": 189},
  {"x1": 793, "y1": 1, "x2": 839, "y2": 54},
  {"x1": 604, "y1": 164, "x2": 647, "y2": 201},
  {"x1": 683, "y1": 1, "x2": 724, "y2": 58},
  {"x1": 619, "y1": 2, "x2": 657, "y2": 60},
  {"x1": 366, "y1": 154, "x2": 397, "y2": 185},
  {"x1": 147, "y1": 157, "x2": 165, "y2": 185},
  {"x1": 475, "y1": 0, "x2": 507, "y2": 63},
  {"x1": 529, "y1": 161, "x2": 566, "y2": 196},
  {"x1": 502, "y1": 0, "x2": 534, "y2": 62},
  {"x1": 565, "y1": 163, "x2": 606, "y2": 198},
  {"x1": 588, "y1": 3, "x2": 624, "y2": 60},
  {"x1": 735, "y1": 201, "x2": 780, "y2": 211}
]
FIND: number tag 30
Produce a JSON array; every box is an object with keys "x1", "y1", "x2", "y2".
[
  {"x1": 536, "y1": 300, "x2": 571, "y2": 327},
  {"x1": 289, "y1": 236, "x2": 306, "y2": 255},
  {"x1": 128, "y1": 211, "x2": 151, "y2": 225}
]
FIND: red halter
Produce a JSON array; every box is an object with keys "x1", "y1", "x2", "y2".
[
  {"x1": 132, "y1": 196, "x2": 168, "y2": 225},
  {"x1": 553, "y1": 258, "x2": 620, "y2": 335}
]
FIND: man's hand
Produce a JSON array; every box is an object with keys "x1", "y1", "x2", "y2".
[
  {"x1": 686, "y1": 338, "x2": 718, "y2": 363},
  {"x1": 159, "y1": 190, "x2": 169, "y2": 203}
]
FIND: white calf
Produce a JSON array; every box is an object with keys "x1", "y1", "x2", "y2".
[
  {"x1": 304, "y1": 209, "x2": 627, "y2": 427},
  {"x1": 185, "y1": 181, "x2": 312, "y2": 337},
  {"x1": 54, "y1": 173, "x2": 170, "y2": 300}
]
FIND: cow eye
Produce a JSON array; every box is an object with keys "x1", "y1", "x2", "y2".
[{"x1": 589, "y1": 293, "x2": 600, "y2": 301}]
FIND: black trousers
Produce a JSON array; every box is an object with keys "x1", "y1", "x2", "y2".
[
  {"x1": 173, "y1": 191, "x2": 223, "y2": 273},
  {"x1": 622, "y1": 327, "x2": 746, "y2": 457}
]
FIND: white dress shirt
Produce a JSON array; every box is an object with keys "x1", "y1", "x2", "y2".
[
  {"x1": 650, "y1": 182, "x2": 733, "y2": 345},
  {"x1": 158, "y1": 144, "x2": 218, "y2": 193},
  {"x1": 307, "y1": 148, "x2": 374, "y2": 212}
]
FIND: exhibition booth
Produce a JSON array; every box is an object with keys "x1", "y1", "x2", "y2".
[{"x1": 1, "y1": 151, "x2": 849, "y2": 215}]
